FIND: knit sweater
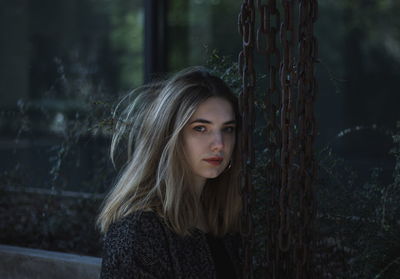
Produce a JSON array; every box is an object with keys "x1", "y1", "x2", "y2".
[{"x1": 100, "y1": 211, "x2": 242, "y2": 279}]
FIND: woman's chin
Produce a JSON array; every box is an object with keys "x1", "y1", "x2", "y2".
[{"x1": 200, "y1": 170, "x2": 224, "y2": 179}]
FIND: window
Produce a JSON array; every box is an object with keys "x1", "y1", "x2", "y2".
[{"x1": 0, "y1": 0, "x2": 144, "y2": 193}]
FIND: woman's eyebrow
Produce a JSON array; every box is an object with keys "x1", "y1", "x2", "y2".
[{"x1": 189, "y1": 119, "x2": 236, "y2": 125}]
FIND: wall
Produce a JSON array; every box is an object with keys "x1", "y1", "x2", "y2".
[{"x1": 0, "y1": 244, "x2": 101, "y2": 279}]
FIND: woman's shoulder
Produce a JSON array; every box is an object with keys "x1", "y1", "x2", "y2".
[
  {"x1": 102, "y1": 210, "x2": 170, "y2": 267},
  {"x1": 105, "y1": 210, "x2": 167, "y2": 247},
  {"x1": 108, "y1": 210, "x2": 164, "y2": 234},
  {"x1": 101, "y1": 212, "x2": 175, "y2": 278}
]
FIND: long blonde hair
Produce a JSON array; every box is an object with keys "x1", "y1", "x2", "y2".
[{"x1": 97, "y1": 66, "x2": 242, "y2": 236}]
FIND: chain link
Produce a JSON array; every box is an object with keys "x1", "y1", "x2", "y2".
[
  {"x1": 239, "y1": 0, "x2": 317, "y2": 277},
  {"x1": 295, "y1": 0, "x2": 318, "y2": 277},
  {"x1": 238, "y1": 1, "x2": 256, "y2": 278},
  {"x1": 257, "y1": 1, "x2": 284, "y2": 279}
]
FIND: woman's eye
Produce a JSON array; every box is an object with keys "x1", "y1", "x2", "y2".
[
  {"x1": 223, "y1": 126, "x2": 235, "y2": 133},
  {"x1": 193, "y1": 126, "x2": 206, "y2": 132}
]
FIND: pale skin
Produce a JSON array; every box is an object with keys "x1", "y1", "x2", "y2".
[{"x1": 182, "y1": 97, "x2": 236, "y2": 231}]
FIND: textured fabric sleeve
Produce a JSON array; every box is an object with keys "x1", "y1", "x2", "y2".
[{"x1": 100, "y1": 212, "x2": 172, "y2": 279}]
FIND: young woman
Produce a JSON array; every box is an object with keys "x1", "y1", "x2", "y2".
[{"x1": 98, "y1": 66, "x2": 242, "y2": 278}]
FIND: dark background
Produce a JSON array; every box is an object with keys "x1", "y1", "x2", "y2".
[{"x1": 0, "y1": 0, "x2": 399, "y2": 276}]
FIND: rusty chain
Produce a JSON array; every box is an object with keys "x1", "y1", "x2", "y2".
[
  {"x1": 238, "y1": 1, "x2": 256, "y2": 278},
  {"x1": 256, "y1": 0, "x2": 283, "y2": 278},
  {"x1": 239, "y1": 0, "x2": 318, "y2": 278},
  {"x1": 294, "y1": 0, "x2": 318, "y2": 277}
]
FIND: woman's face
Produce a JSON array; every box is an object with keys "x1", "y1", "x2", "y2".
[{"x1": 182, "y1": 97, "x2": 236, "y2": 185}]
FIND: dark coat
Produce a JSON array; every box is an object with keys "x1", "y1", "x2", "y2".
[{"x1": 100, "y1": 211, "x2": 242, "y2": 279}]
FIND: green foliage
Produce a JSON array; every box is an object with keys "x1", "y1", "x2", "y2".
[
  {"x1": 206, "y1": 49, "x2": 241, "y2": 94},
  {"x1": 316, "y1": 124, "x2": 400, "y2": 279},
  {"x1": 0, "y1": 188, "x2": 102, "y2": 256}
]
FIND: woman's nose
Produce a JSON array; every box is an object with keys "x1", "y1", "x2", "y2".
[{"x1": 211, "y1": 132, "x2": 224, "y2": 151}]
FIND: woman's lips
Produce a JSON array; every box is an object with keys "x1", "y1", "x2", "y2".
[{"x1": 203, "y1": 157, "x2": 223, "y2": 166}]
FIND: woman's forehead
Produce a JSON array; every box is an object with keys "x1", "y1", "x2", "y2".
[{"x1": 189, "y1": 97, "x2": 235, "y2": 123}]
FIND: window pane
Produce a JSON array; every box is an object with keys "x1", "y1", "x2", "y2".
[
  {"x1": 167, "y1": 0, "x2": 241, "y2": 71},
  {"x1": 0, "y1": 0, "x2": 144, "y2": 193}
]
